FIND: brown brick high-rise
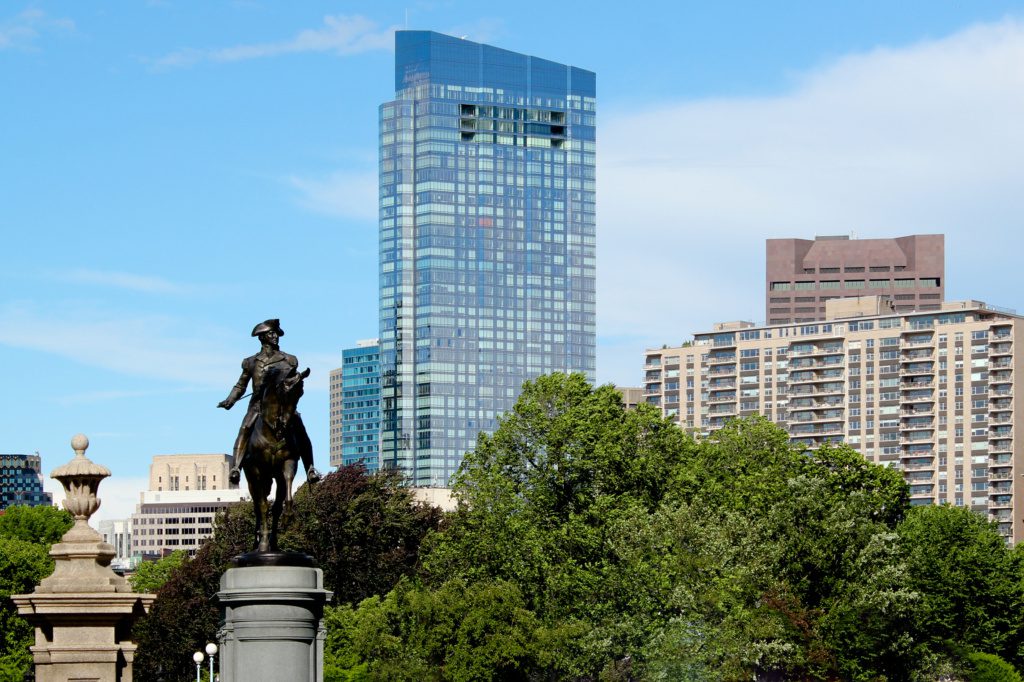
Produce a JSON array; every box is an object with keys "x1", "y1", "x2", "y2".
[{"x1": 766, "y1": 235, "x2": 945, "y2": 324}]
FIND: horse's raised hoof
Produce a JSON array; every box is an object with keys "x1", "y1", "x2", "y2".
[
  {"x1": 229, "y1": 467, "x2": 241, "y2": 485},
  {"x1": 306, "y1": 467, "x2": 322, "y2": 484}
]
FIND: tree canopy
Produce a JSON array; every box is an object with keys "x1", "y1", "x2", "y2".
[
  {"x1": 0, "y1": 505, "x2": 70, "y2": 682},
  {"x1": 132, "y1": 466, "x2": 442, "y2": 682},
  {"x1": 324, "y1": 373, "x2": 1024, "y2": 681}
]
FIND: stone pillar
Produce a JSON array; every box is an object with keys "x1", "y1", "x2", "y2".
[
  {"x1": 12, "y1": 434, "x2": 155, "y2": 682},
  {"x1": 217, "y1": 564, "x2": 332, "y2": 682}
]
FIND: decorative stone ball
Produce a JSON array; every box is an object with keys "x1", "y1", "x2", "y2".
[{"x1": 71, "y1": 434, "x2": 89, "y2": 455}]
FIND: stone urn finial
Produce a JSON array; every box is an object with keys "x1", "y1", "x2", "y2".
[
  {"x1": 37, "y1": 434, "x2": 128, "y2": 592},
  {"x1": 52, "y1": 433, "x2": 112, "y2": 525}
]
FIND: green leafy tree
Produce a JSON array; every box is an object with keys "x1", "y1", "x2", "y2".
[
  {"x1": 968, "y1": 651, "x2": 1023, "y2": 682},
  {"x1": 423, "y1": 374, "x2": 692, "y2": 677},
  {"x1": 0, "y1": 535, "x2": 56, "y2": 681},
  {"x1": 898, "y1": 504, "x2": 1024, "y2": 666},
  {"x1": 289, "y1": 465, "x2": 444, "y2": 605},
  {"x1": 413, "y1": 379, "x2": 926, "y2": 679},
  {"x1": 129, "y1": 550, "x2": 187, "y2": 593},
  {"x1": 134, "y1": 467, "x2": 441, "y2": 681},
  {"x1": 0, "y1": 505, "x2": 73, "y2": 545}
]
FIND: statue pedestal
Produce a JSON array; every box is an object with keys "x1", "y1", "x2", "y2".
[{"x1": 217, "y1": 564, "x2": 332, "y2": 682}]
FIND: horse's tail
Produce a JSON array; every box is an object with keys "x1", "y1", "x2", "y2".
[{"x1": 249, "y1": 416, "x2": 273, "y2": 452}]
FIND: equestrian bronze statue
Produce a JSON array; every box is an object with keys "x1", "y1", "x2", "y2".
[{"x1": 219, "y1": 319, "x2": 321, "y2": 554}]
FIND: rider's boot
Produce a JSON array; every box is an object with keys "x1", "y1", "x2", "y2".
[{"x1": 229, "y1": 429, "x2": 247, "y2": 485}]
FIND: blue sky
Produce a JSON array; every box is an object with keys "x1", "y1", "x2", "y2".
[{"x1": 3, "y1": 1, "x2": 1024, "y2": 519}]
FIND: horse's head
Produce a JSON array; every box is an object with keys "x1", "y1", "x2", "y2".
[{"x1": 259, "y1": 367, "x2": 310, "y2": 432}]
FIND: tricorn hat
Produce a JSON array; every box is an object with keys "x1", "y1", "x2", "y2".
[{"x1": 251, "y1": 319, "x2": 284, "y2": 337}]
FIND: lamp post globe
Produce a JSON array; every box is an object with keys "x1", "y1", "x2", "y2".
[
  {"x1": 206, "y1": 642, "x2": 218, "y2": 680},
  {"x1": 193, "y1": 651, "x2": 204, "y2": 682}
]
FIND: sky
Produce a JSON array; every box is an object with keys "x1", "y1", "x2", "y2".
[{"x1": 3, "y1": 1, "x2": 1024, "y2": 521}]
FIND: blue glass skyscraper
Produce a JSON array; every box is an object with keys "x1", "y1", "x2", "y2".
[
  {"x1": 340, "y1": 341, "x2": 381, "y2": 472},
  {"x1": 379, "y1": 31, "x2": 596, "y2": 486}
]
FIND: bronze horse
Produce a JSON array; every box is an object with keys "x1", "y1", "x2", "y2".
[{"x1": 244, "y1": 365, "x2": 310, "y2": 553}]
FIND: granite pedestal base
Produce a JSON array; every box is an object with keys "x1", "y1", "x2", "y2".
[{"x1": 217, "y1": 564, "x2": 332, "y2": 682}]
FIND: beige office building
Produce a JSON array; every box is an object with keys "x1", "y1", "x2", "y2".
[
  {"x1": 643, "y1": 297, "x2": 1023, "y2": 542},
  {"x1": 130, "y1": 453, "x2": 245, "y2": 558}
]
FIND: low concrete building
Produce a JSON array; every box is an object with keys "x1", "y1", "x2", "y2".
[{"x1": 130, "y1": 453, "x2": 245, "y2": 558}]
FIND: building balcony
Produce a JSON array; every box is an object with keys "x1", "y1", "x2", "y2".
[
  {"x1": 789, "y1": 344, "x2": 844, "y2": 357},
  {"x1": 708, "y1": 354, "x2": 737, "y2": 365},
  {"x1": 708, "y1": 394, "x2": 737, "y2": 404},
  {"x1": 990, "y1": 372, "x2": 1013, "y2": 385},
  {"x1": 989, "y1": 359, "x2": 1014, "y2": 370},
  {"x1": 901, "y1": 406, "x2": 935, "y2": 417},
  {"x1": 901, "y1": 329, "x2": 934, "y2": 341},
  {"x1": 901, "y1": 378, "x2": 935, "y2": 389},
  {"x1": 789, "y1": 399, "x2": 844, "y2": 412},
  {"x1": 989, "y1": 495, "x2": 1014, "y2": 509},
  {"x1": 900, "y1": 419, "x2": 935, "y2": 431},
  {"x1": 900, "y1": 435, "x2": 935, "y2": 446},
  {"x1": 790, "y1": 412, "x2": 845, "y2": 424},
  {"x1": 708, "y1": 379, "x2": 737, "y2": 390},
  {"x1": 990, "y1": 343, "x2": 1013, "y2": 357},
  {"x1": 708, "y1": 366, "x2": 737, "y2": 377},
  {"x1": 787, "y1": 384, "x2": 845, "y2": 398},
  {"x1": 991, "y1": 388, "x2": 1014, "y2": 398},
  {"x1": 989, "y1": 441, "x2": 1014, "y2": 455},
  {"x1": 900, "y1": 365, "x2": 935, "y2": 377},
  {"x1": 908, "y1": 485, "x2": 936, "y2": 498},
  {"x1": 788, "y1": 358, "x2": 845, "y2": 370},
  {"x1": 788, "y1": 370, "x2": 844, "y2": 384},
  {"x1": 991, "y1": 330, "x2": 1013, "y2": 340}
]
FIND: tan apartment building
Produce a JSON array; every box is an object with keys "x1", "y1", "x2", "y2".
[
  {"x1": 329, "y1": 366, "x2": 344, "y2": 468},
  {"x1": 644, "y1": 297, "x2": 1023, "y2": 542},
  {"x1": 766, "y1": 234, "x2": 944, "y2": 324},
  {"x1": 130, "y1": 453, "x2": 245, "y2": 558}
]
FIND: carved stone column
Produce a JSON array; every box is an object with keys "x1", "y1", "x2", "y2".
[{"x1": 12, "y1": 434, "x2": 156, "y2": 682}]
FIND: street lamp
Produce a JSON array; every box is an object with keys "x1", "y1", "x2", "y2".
[
  {"x1": 192, "y1": 651, "x2": 204, "y2": 682},
  {"x1": 205, "y1": 642, "x2": 218, "y2": 681}
]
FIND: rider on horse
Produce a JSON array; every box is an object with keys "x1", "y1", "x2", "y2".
[{"x1": 218, "y1": 319, "x2": 322, "y2": 485}]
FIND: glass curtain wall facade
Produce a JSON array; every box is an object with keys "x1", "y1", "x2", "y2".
[
  {"x1": 1, "y1": 453, "x2": 53, "y2": 510},
  {"x1": 379, "y1": 31, "x2": 596, "y2": 486},
  {"x1": 341, "y1": 341, "x2": 381, "y2": 472}
]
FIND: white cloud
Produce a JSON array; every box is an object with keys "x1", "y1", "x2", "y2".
[
  {"x1": 596, "y1": 18, "x2": 1024, "y2": 386},
  {"x1": 155, "y1": 14, "x2": 396, "y2": 68},
  {"x1": 0, "y1": 303, "x2": 238, "y2": 388},
  {"x1": 287, "y1": 170, "x2": 378, "y2": 221},
  {"x1": 0, "y1": 8, "x2": 73, "y2": 50},
  {"x1": 54, "y1": 269, "x2": 193, "y2": 295}
]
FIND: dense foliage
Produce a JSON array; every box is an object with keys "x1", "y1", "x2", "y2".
[
  {"x1": 131, "y1": 466, "x2": 442, "y2": 681},
  {"x1": 321, "y1": 373, "x2": 1024, "y2": 681},
  {"x1": 98, "y1": 372, "x2": 1024, "y2": 680},
  {"x1": 0, "y1": 505, "x2": 72, "y2": 682}
]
